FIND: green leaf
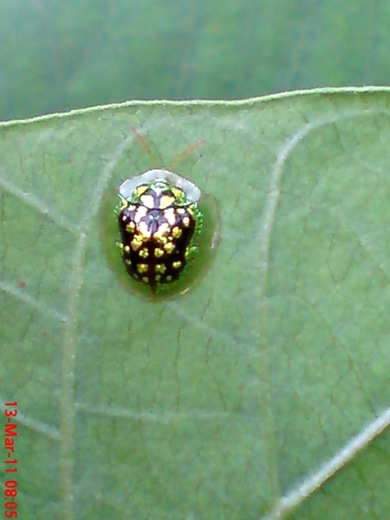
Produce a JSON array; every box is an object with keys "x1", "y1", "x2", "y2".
[{"x1": 1, "y1": 88, "x2": 389, "y2": 519}]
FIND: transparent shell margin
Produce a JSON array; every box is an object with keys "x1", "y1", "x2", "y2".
[
  {"x1": 100, "y1": 169, "x2": 220, "y2": 301},
  {"x1": 119, "y1": 169, "x2": 201, "y2": 203}
]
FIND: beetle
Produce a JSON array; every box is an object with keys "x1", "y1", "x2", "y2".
[{"x1": 116, "y1": 169, "x2": 203, "y2": 294}]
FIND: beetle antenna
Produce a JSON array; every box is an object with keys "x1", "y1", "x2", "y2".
[
  {"x1": 130, "y1": 127, "x2": 160, "y2": 168},
  {"x1": 131, "y1": 128, "x2": 203, "y2": 171},
  {"x1": 168, "y1": 139, "x2": 204, "y2": 171}
]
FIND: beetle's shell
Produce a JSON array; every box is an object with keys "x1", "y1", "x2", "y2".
[{"x1": 117, "y1": 178, "x2": 201, "y2": 293}]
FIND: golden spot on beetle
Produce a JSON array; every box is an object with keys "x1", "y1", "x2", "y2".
[
  {"x1": 137, "y1": 263, "x2": 148, "y2": 274},
  {"x1": 154, "y1": 235, "x2": 168, "y2": 245},
  {"x1": 126, "y1": 221, "x2": 136, "y2": 233},
  {"x1": 164, "y1": 242, "x2": 175, "y2": 254},
  {"x1": 171, "y1": 186, "x2": 185, "y2": 202},
  {"x1": 154, "y1": 248, "x2": 164, "y2": 258},
  {"x1": 171, "y1": 226, "x2": 182, "y2": 239},
  {"x1": 135, "y1": 185, "x2": 149, "y2": 198},
  {"x1": 159, "y1": 195, "x2": 175, "y2": 209},
  {"x1": 131, "y1": 236, "x2": 143, "y2": 251},
  {"x1": 139, "y1": 248, "x2": 149, "y2": 259},
  {"x1": 119, "y1": 199, "x2": 128, "y2": 211},
  {"x1": 172, "y1": 261, "x2": 182, "y2": 269},
  {"x1": 182, "y1": 216, "x2": 190, "y2": 227},
  {"x1": 142, "y1": 276, "x2": 149, "y2": 284},
  {"x1": 155, "y1": 264, "x2": 166, "y2": 274}
]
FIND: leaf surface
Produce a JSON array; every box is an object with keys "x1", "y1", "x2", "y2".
[{"x1": 1, "y1": 88, "x2": 389, "y2": 519}]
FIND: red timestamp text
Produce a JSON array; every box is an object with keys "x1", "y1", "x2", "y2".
[{"x1": 4, "y1": 401, "x2": 18, "y2": 518}]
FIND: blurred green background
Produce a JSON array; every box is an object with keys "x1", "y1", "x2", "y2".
[{"x1": 1, "y1": 0, "x2": 389, "y2": 121}]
